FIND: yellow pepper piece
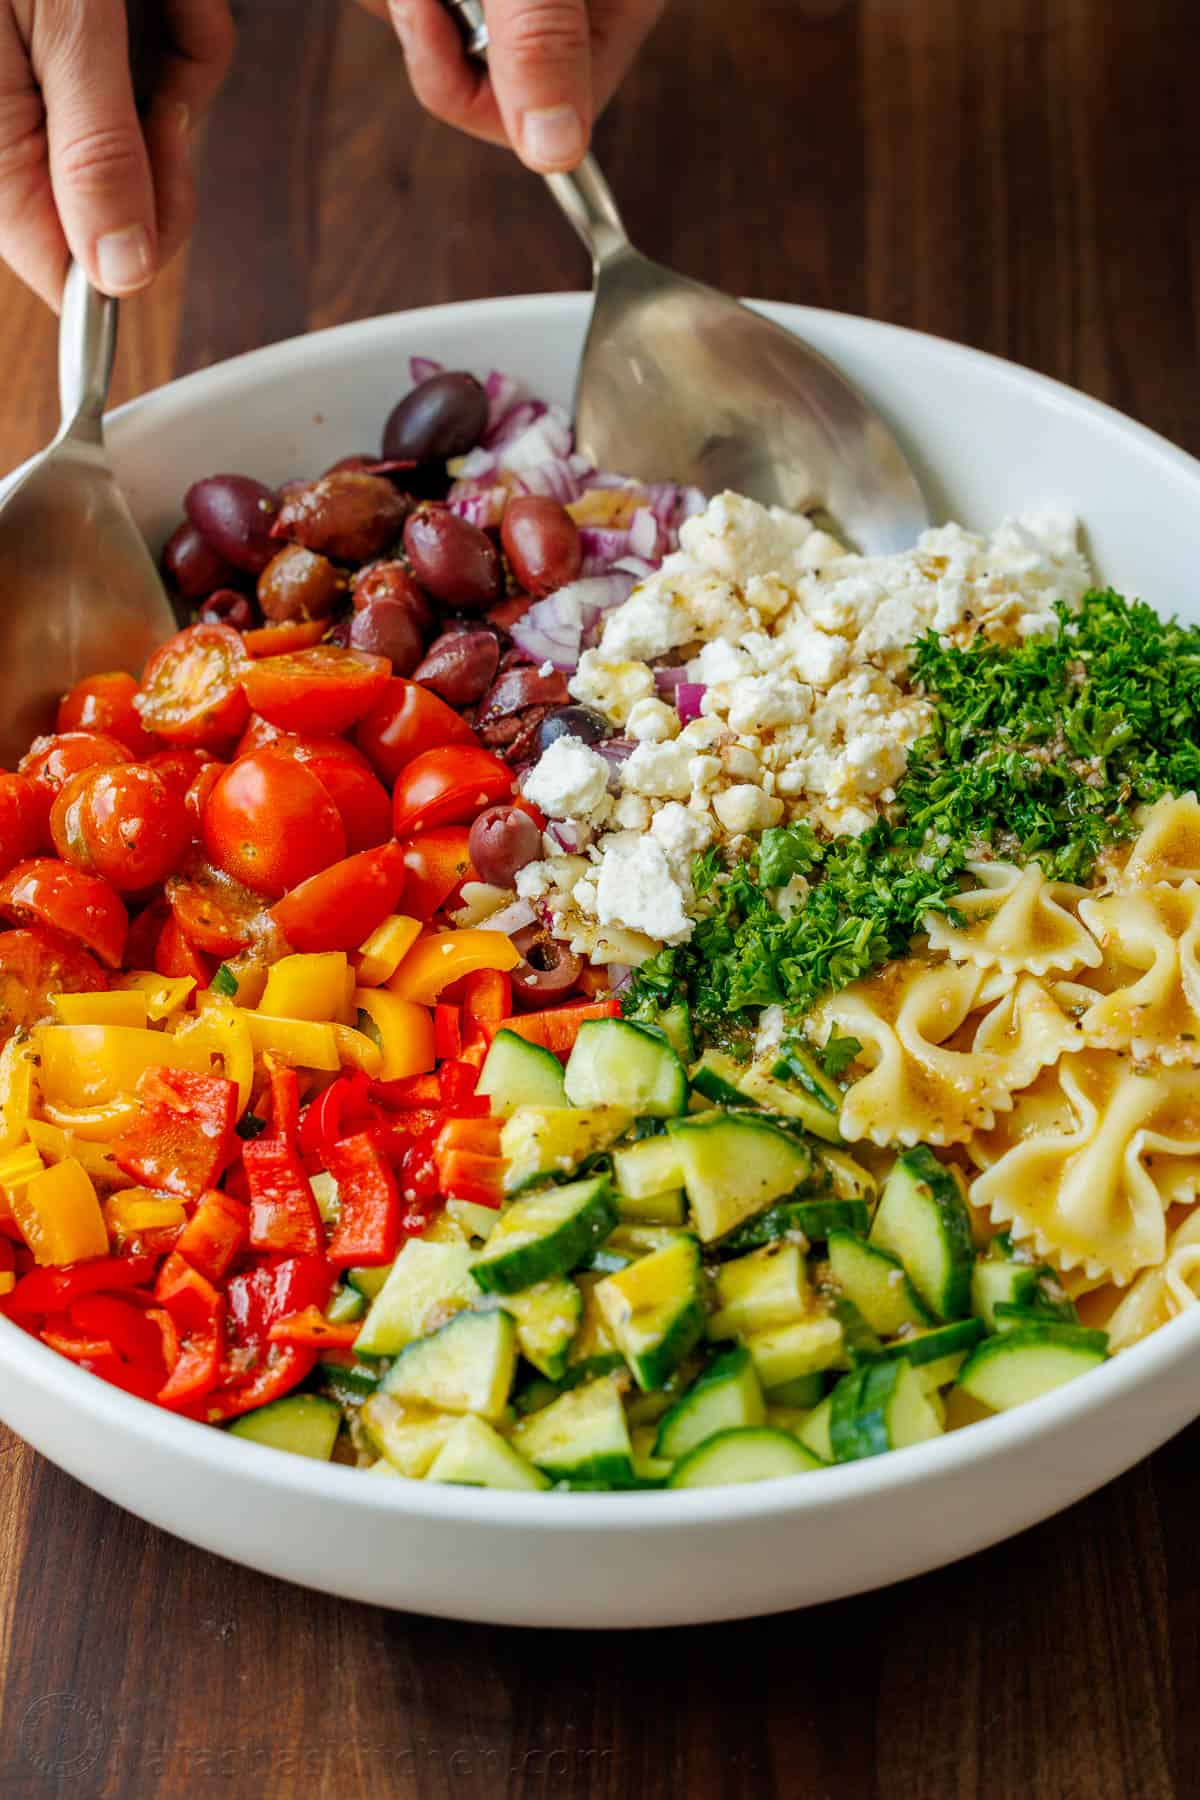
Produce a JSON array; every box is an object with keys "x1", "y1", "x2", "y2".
[
  {"x1": 340, "y1": 964, "x2": 357, "y2": 1026},
  {"x1": 13, "y1": 1157, "x2": 108, "y2": 1266},
  {"x1": 0, "y1": 1034, "x2": 36, "y2": 1153},
  {"x1": 103, "y1": 1189, "x2": 188, "y2": 1236},
  {"x1": 199, "y1": 957, "x2": 267, "y2": 1011},
  {"x1": 0, "y1": 1142, "x2": 45, "y2": 1221},
  {"x1": 260, "y1": 951, "x2": 351, "y2": 1022},
  {"x1": 246, "y1": 1014, "x2": 341, "y2": 1071},
  {"x1": 52, "y1": 990, "x2": 148, "y2": 1029},
  {"x1": 356, "y1": 915, "x2": 422, "y2": 987},
  {"x1": 117, "y1": 971, "x2": 197, "y2": 1021},
  {"x1": 25, "y1": 1119, "x2": 122, "y2": 1186},
  {"x1": 353, "y1": 990, "x2": 436, "y2": 1081},
  {"x1": 386, "y1": 930, "x2": 520, "y2": 1005},
  {"x1": 34, "y1": 1025, "x2": 213, "y2": 1109},
  {"x1": 331, "y1": 1023, "x2": 383, "y2": 1078},
  {"x1": 172, "y1": 1003, "x2": 255, "y2": 1113},
  {"x1": 37, "y1": 1094, "x2": 141, "y2": 1141}
]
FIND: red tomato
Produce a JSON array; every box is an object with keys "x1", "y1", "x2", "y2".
[
  {"x1": 235, "y1": 714, "x2": 283, "y2": 754},
  {"x1": 0, "y1": 772, "x2": 43, "y2": 875},
  {"x1": 242, "y1": 618, "x2": 327, "y2": 657},
  {"x1": 391, "y1": 745, "x2": 514, "y2": 837},
  {"x1": 355, "y1": 677, "x2": 477, "y2": 785},
  {"x1": 0, "y1": 926, "x2": 105, "y2": 1036},
  {"x1": 49, "y1": 764, "x2": 190, "y2": 893},
  {"x1": 155, "y1": 913, "x2": 217, "y2": 985},
  {"x1": 0, "y1": 858, "x2": 127, "y2": 967},
  {"x1": 270, "y1": 841, "x2": 407, "y2": 952},
  {"x1": 202, "y1": 750, "x2": 346, "y2": 898},
  {"x1": 135, "y1": 622, "x2": 251, "y2": 748},
  {"x1": 56, "y1": 671, "x2": 155, "y2": 755},
  {"x1": 249, "y1": 732, "x2": 392, "y2": 853},
  {"x1": 184, "y1": 760, "x2": 225, "y2": 828},
  {"x1": 125, "y1": 898, "x2": 170, "y2": 969},
  {"x1": 143, "y1": 748, "x2": 214, "y2": 801},
  {"x1": 239, "y1": 645, "x2": 390, "y2": 736},
  {"x1": 18, "y1": 731, "x2": 133, "y2": 837},
  {"x1": 398, "y1": 828, "x2": 473, "y2": 920},
  {"x1": 165, "y1": 862, "x2": 270, "y2": 957}
]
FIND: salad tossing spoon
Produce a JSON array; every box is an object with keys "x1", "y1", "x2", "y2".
[{"x1": 442, "y1": 0, "x2": 930, "y2": 552}]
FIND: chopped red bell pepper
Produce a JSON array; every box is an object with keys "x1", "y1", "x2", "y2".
[
  {"x1": 225, "y1": 1253, "x2": 332, "y2": 1356},
  {"x1": 322, "y1": 1131, "x2": 400, "y2": 1268},
  {"x1": 176, "y1": 1188, "x2": 248, "y2": 1284},
  {"x1": 263, "y1": 1054, "x2": 301, "y2": 1145},
  {"x1": 371, "y1": 1070, "x2": 441, "y2": 1109},
  {"x1": 267, "y1": 1304, "x2": 360, "y2": 1348},
  {"x1": 4, "y1": 1254, "x2": 157, "y2": 1318},
  {"x1": 494, "y1": 999, "x2": 620, "y2": 1054},
  {"x1": 205, "y1": 1343, "x2": 317, "y2": 1422},
  {"x1": 112, "y1": 1066, "x2": 239, "y2": 1198},
  {"x1": 435, "y1": 1148, "x2": 505, "y2": 1208},
  {"x1": 40, "y1": 1292, "x2": 168, "y2": 1398},
  {"x1": 435, "y1": 1116, "x2": 503, "y2": 1155},
  {"x1": 460, "y1": 967, "x2": 511, "y2": 1050},
  {"x1": 243, "y1": 1134, "x2": 324, "y2": 1256},
  {"x1": 298, "y1": 1070, "x2": 381, "y2": 1164},
  {"x1": 433, "y1": 1002, "x2": 462, "y2": 1061},
  {"x1": 154, "y1": 1254, "x2": 225, "y2": 1408},
  {"x1": 436, "y1": 1058, "x2": 488, "y2": 1117}
]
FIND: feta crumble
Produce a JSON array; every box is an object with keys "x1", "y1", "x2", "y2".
[{"x1": 521, "y1": 735, "x2": 610, "y2": 819}]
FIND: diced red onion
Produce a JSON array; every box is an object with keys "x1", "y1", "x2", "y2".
[
  {"x1": 654, "y1": 665, "x2": 689, "y2": 694},
  {"x1": 446, "y1": 487, "x2": 508, "y2": 530},
  {"x1": 476, "y1": 898, "x2": 536, "y2": 935},
  {"x1": 484, "y1": 369, "x2": 528, "y2": 433},
  {"x1": 679, "y1": 486, "x2": 706, "y2": 521},
  {"x1": 409, "y1": 355, "x2": 445, "y2": 385},
  {"x1": 606, "y1": 962, "x2": 633, "y2": 995},
  {"x1": 546, "y1": 819, "x2": 594, "y2": 852},
  {"x1": 485, "y1": 399, "x2": 545, "y2": 453},
  {"x1": 612, "y1": 555, "x2": 655, "y2": 580},
  {"x1": 520, "y1": 456, "x2": 586, "y2": 504},
  {"x1": 676, "y1": 682, "x2": 706, "y2": 723},
  {"x1": 498, "y1": 406, "x2": 573, "y2": 472},
  {"x1": 629, "y1": 506, "x2": 661, "y2": 560},
  {"x1": 455, "y1": 445, "x2": 498, "y2": 480}
]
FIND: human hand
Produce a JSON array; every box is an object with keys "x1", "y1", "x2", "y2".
[
  {"x1": 363, "y1": 0, "x2": 665, "y2": 172},
  {"x1": 0, "y1": 0, "x2": 234, "y2": 310}
]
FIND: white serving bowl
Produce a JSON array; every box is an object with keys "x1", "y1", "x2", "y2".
[{"x1": 4, "y1": 294, "x2": 1200, "y2": 1629}]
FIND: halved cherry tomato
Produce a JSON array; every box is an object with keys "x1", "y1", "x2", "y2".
[
  {"x1": 0, "y1": 926, "x2": 104, "y2": 1037},
  {"x1": 391, "y1": 745, "x2": 514, "y2": 837},
  {"x1": 398, "y1": 827, "x2": 473, "y2": 920},
  {"x1": 0, "y1": 772, "x2": 43, "y2": 875},
  {"x1": 143, "y1": 748, "x2": 214, "y2": 802},
  {"x1": 56, "y1": 671, "x2": 155, "y2": 755},
  {"x1": 155, "y1": 913, "x2": 217, "y2": 985},
  {"x1": 355, "y1": 677, "x2": 477, "y2": 786},
  {"x1": 202, "y1": 749, "x2": 346, "y2": 899},
  {"x1": 135, "y1": 622, "x2": 251, "y2": 748},
  {"x1": 242, "y1": 731, "x2": 391, "y2": 853},
  {"x1": 270, "y1": 841, "x2": 407, "y2": 952},
  {"x1": 165, "y1": 860, "x2": 270, "y2": 957},
  {"x1": 50, "y1": 764, "x2": 190, "y2": 892},
  {"x1": 241, "y1": 618, "x2": 328, "y2": 658},
  {"x1": 0, "y1": 858, "x2": 127, "y2": 967},
  {"x1": 240, "y1": 645, "x2": 390, "y2": 736},
  {"x1": 18, "y1": 731, "x2": 132, "y2": 837}
]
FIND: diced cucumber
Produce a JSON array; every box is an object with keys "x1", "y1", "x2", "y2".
[
  {"x1": 767, "y1": 1404, "x2": 817, "y2": 1438},
  {"x1": 500, "y1": 1105, "x2": 633, "y2": 1193},
  {"x1": 309, "y1": 1170, "x2": 340, "y2": 1225},
  {"x1": 653, "y1": 1344, "x2": 767, "y2": 1460},
  {"x1": 955, "y1": 1324, "x2": 1108, "y2": 1410},
  {"x1": 829, "y1": 1360, "x2": 945, "y2": 1462},
  {"x1": 511, "y1": 1376, "x2": 636, "y2": 1486},
  {"x1": 513, "y1": 1373, "x2": 563, "y2": 1416},
  {"x1": 354, "y1": 1238, "x2": 476, "y2": 1356},
  {"x1": 326, "y1": 1282, "x2": 365, "y2": 1325},
  {"x1": 610, "y1": 1134, "x2": 684, "y2": 1199},
  {"x1": 667, "y1": 1426, "x2": 825, "y2": 1487},
  {"x1": 690, "y1": 1048, "x2": 842, "y2": 1143},
  {"x1": 857, "y1": 1318, "x2": 983, "y2": 1370},
  {"x1": 771, "y1": 1042, "x2": 844, "y2": 1118},
  {"x1": 360, "y1": 1394, "x2": 460, "y2": 1476},
  {"x1": 496, "y1": 1276, "x2": 582, "y2": 1379},
  {"x1": 426, "y1": 1414, "x2": 550, "y2": 1490},
  {"x1": 565, "y1": 1273, "x2": 627, "y2": 1383},
  {"x1": 471, "y1": 1175, "x2": 617, "y2": 1295},
  {"x1": 630, "y1": 1424, "x2": 675, "y2": 1485},
  {"x1": 564, "y1": 1019, "x2": 688, "y2": 1116},
  {"x1": 318, "y1": 1361, "x2": 377, "y2": 1409},
  {"x1": 798, "y1": 1394, "x2": 833, "y2": 1460},
  {"x1": 827, "y1": 1230, "x2": 933, "y2": 1336},
  {"x1": 746, "y1": 1315, "x2": 845, "y2": 1389},
  {"x1": 655, "y1": 1000, "x2": 695, "y2": 1064},
  {"x1": 819, "y1": 1147, "x2": 880, "y2": 1206},
  {"x1": 717, "y1": 1194, "x2": 870, "y2": 1255},
  {"x1": 616, "y1": 1186, "x2": 688, "y2": 1226},
  {"x1": 445, "y1": 1198, "x2": 500, "y2": 1241},
  {"x1": 766, "y1": 1372, "x2": 825, "y2": 1409},
  {"x1": 380, "y1": 1309, "x2": 517, "y2": 1420},
  {"x1": 348, "y1": 1263, "x2": 392, "y2": 1302},
  {"x1": 477, "y1": 1028, "x2": 567, "y2": 1114},
  {"x1": 993, "y1": 1296, "x2": 1078, "y2": 1330},
  {"x1": 667, "y1": 1111, "x2": 812, "y2": 1242},
  {"x1": 228, "y1": 1393, "x2": 341, "y2": 1460},
  {"x1": 708, "y1": 1242, "x2": 809, "y2": 1340},
  {"x1": 970, "y1": 1256, "x2": 1040, "y2": 1329},
  {"x1": 595, "y1": 1237, "x2": 705, "y2": 1391},
  {"x1": 829, "y1": 1295, "x2": 882, "y2": 1361},
  {"x1": 870, "y1": 1147, "x2": 974, "y2": 1321},
  {"x1": 688, "y1": 1049, "x2": 751, "y2": 1108}
]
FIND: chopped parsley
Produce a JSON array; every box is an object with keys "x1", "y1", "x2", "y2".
[
  {"x1": 211, "y1": 962, "x2": 239, "y2": 998},
  {"x1": 816, "y1": 1031, "x2": 864, "y2": 1080}
]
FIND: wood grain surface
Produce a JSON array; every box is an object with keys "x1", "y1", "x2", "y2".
[{"x1": 1, "y1": 1, "x2": 1198, "y2": 1794}]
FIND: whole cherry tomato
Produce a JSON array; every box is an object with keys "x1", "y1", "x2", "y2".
[
  {"x1": 143, "y1": 748, "x2": 214, "y2": 802},
  {"x1": 56, "y1": 671, "x2": 155, "y2": 755},
  {"x1": 270, "y1": 841, "x2": 407, "y2": 952},
  {"x1": 166, "y1": 861, "x2": 271, "y2": 957},
  {"x1": 239, "y1": 645, "x2": 390, "y2": 736},
  {"x1": 155, "y1": 914, "x2": 217, "y2": 986},
  {"x1": 391, "y1": 745, "x2": 514, "y2": 837},
  {"x1": 0, "y1": 772, "x2": 44, "y2": 875},
  {"x1": 18, "y1": 731, "x2": 132, "y2": 838},
  {"x1": 398, "y1": 828, "x2": 474, "y2": 920},
  {"x1": 0, "y1": 926, "x2": 105, "y2": 1038},
  {"x1": 355, "y1": 677, "x2": 476, "y2": 785},
  {"x1": 184, "y1": 761, "x2": 225, "y2": 828},
  {"x1": 49, "y1": 764, "x2": 191, "y2": 893},
  {"x1": 202, "y1": 750, "x2": 346, "y2": 898},
  {"x1": 0, "y1": 858, "x2": 127, "y2": 967},
  {"x1": 134, "y1": 622, "x2": 251, "y2": 748},
  {"x1": 239, "y1": 731, "x2": 391, "y2": 853}
]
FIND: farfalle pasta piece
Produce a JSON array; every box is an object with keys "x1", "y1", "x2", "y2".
[
  {"x1": 1105, "y1": 1207, "x2": 1200, "y2": 1350},
  {"x1": 1111, "y1": 791, "x2": 1200, "y2": 890},
  {"x1": 924, "y1": 861, "x2": 1102, "y2": 978},
  {"x1": 1077, "y1": 883, "x2": 1200, "y2": 1064},
  {"x1": 968, "y1": 1050, "x2": 1200, "y2": 1283}
]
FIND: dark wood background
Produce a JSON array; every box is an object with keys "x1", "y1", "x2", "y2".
[{"x1": 1, "y1": 1, "x2": 1198, "y2": 1794}]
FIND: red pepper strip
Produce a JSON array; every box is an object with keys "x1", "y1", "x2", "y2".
[
  {"x1": 460, "y1": 968, "x2": 511, "y2": 1053},
  {"x1": 203, "y1": 1253, "x2": 331, "y2": 1421},
  {"x1": 267, "y1": 1304, "x2": 360, "y2": 1348},
  {"x1": 436, "y1": 1116, "x2": 503, "y2": 1155},
  {"x1": 397, "y1": 1123, "x2": 444, "y2": 1236},
  {"x1": 205, "y1": 1344, "x2": 317, "y2": 1422},
  {"x1": 433, "y1": 1002, "x2": 462, "y2": 1061},
  {"x1": 243, "y1": 1135, "x2": 324, "y2": 1256},
  {"x1": 435, "y1": 1148, "x2": 505, "y2": 1208},
  {"x1": 41, "y1": 1315, "x2": 114, "y2": 1361},
  {"x1": 372, "y1": 1070, "x2": 441, "y2": 1109},
  {"x1": 0, "y1": 1238, "x2": 13, "y2": 1283},
  {"x1": 112, "y1": 1066, "x2": 240, "y2": 1198},
  {"x1": 436, "y1": 1058, "x2": 488, "y2": 1117},
  {"x1": 298, "y1": 1070, "x2": 380, "y2": 1164},
  {"x1": 5, "y1": 1254, "x2": 158, "y2": 1318},
  {"x1": 494, "y1": 999, "x2": 620, "y2": 1054},
  {"x1": 70, "y1": 1294, "x2": 166, "y2": 1372},
  {"x1": 323, "y1": 1131, "x2": 400, "y2": 1269},
  {"x1": 263, "y1": 1054, "x2": 301, "y2": 1145},
  {"x1": 154, "y1": 1254, "x2": 225, "y2": 1408},
  {"x1": 176, "y1": 1189, "x2": 248, "y2": 1284}
]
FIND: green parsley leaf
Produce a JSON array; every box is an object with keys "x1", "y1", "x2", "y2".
[
  {"x1": 817, "y1": 1031, "x2": 863, "y2": 1080},
  {"x1": 212, "y1": 963, "x2": 239, "y2": 998},
  {"x1": 757, "y1": 823, "x2": 823, "y2": 887}
]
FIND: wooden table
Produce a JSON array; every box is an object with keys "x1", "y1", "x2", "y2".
[{"x1": 0, "y1": 2, "x2": 1196, "y2": 1793}]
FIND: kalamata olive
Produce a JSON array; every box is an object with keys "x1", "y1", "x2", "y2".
[
  {"x1": 468, "y1": 805, "x2": 542, "y2": 887},
  {"x1": 501, "y1": 496, "x2": 582, "y2": 597},
  {"x1": 349, "y1": 599, "x2": 424, "y2": 675},
  {"x1": 271, "y1": 471, "x2": 409, "y2": 563},
  {"x1": 477, "y1": 664, "x2": 570, "y2": 725},
  {"x1": 382, "y1": 371, "x2": 488, "y2": 464},
  {"x1": 184, "y1": 474, "x2": 280, "y2": 574},
  {"x1": 162, "y1": 520, "x2": 241, "y2": 600},
  {"x1": 402, "y1": 505, "x2": 502, "y2": 611},
  {"x1": 535, "y1": 704, "x2": 612, "y2": 754},
  {"x1": 478, "y1": 704, "x2": 556, "y2": 765},
  {"x1": 351, "y1": 560, "x2": 434, "y2": 636},
  {"x1": 508, "y1": 922, "x2": 584, "y2": 1009},
  {"x1": 199, "y1": 588, "x2": 256, "y2": 630},
  {"x1": 413, "y1": 630, "x2": 500, "y2": 706},
  {"x1": 256, "y1": 544, "x2": 346, "y2": 621}
]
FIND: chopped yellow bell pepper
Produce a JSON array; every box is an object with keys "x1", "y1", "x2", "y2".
[
  {"x1": 37, "y1": 1094, "x2": 141, "y2": 1141},
  {"x1": 353, "y1": 990, "x2": 436, "y2": 1081},
  {"x1": 13, "y1": 1157, "x2": 108, "y2": 1265},
  {"x1": 245, "y1": 1014, "x2": 341, "y2": 1071},
  {"x1": 0, "y1": 1034, "x2": 36, "y2": 1152},
  {"x1": 208, "y1": 956, "x2": 268, "y2": 1009},
  {"x1": 34, "y1": 1025, "x2": 213, "y2": 1109},
  {"x1": 117, "y1": 971, "x2": 197, "y2": 1021},
  {"x1": 53, "y1": 990, "x2": 148, "y2": 1029},
  {"x1": 172, "y1": 1003, "x2": 255, "y2": 1114},
  {"x1": 340, "y1": 964, "x2": 357, "y2": 1026},
  {"x1": 103, "y1": 1189, "x2": 188, "y2": 1237},
  {"x1": 25, "y1": 1119, "x2": 123, "y2": 1186},
  {"x1": 260, "y1": 952, "x2": 351, "y2": 1022},
  {"x1": 357, "y1": 914, "x2": 423, "y2": 987},
  {"x1": 386, "y1": 930, "x2": 520, "y2": 1005},
  {"x1": 0, "y1": 1142, "x2": 44, "y2": 1222},
  {"x1": 330, "y1": 1023, "x2": 383, "y2": 1078}
]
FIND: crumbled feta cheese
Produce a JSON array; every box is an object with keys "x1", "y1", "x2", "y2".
[
  {"x1": 755, "y1": 1003, "x2": 787, "y2": 1057},
  {"x1": 568, "y1": 650, "x2": 655, "y2": 724},
  {"x1": 725, "y1": 672, "x2": 813, "y2": 735},
  {"x1": 626, "y1": 696, "x2": 680, "y2": 743},
  {"x1": 620, "y1": 740, "x2": 694, "y2": 800},
  {"x1": 612, "y1": 792, "x2": 653, "y2": 831},
  {"x1": 515, "y1": 860, "x2": 556, "y2": 900},
  {"x1": 678, "y1": 490, "x2": 815, "y2": 582},
  {"x1": 720, "y1": 744, "x2": 760, "y2": 781},
  {"x1": 649, "y1": 802, "x2": 713, "y2": 881},
  {"x1": 522, "y1": 735, "x2": 610, "y2": 818},
  {"x1": 677, "y1": 716, "x2": 726, "y2": 750},
  {"x1": 687, "y1": 754, "x2": 722, "y2": 792},
  {"x1": 690, "y1": 639, "x2": 751, "y2": 685},
  {"x1": 593, "y1": 836, "x2": 692, "y2": 943},
  {"x1": 713, "y1": 784, "x2": 783, "y2": 835}
]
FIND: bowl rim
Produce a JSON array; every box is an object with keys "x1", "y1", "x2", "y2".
[{"x1": 7, "y1": 289, "x2": 1200, "y2": 1530}]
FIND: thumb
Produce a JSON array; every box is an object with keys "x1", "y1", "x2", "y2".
[
  {"x1": 484, "y1": 0, "x2": 592, "y2": 172},
  {"x1": 37, "y1": 0, "x2": 156, "y2": 296}
]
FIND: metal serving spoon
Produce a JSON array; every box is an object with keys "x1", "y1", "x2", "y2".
[{"x1": 443, "y1": 0, "x2": 929, "y2": 551}]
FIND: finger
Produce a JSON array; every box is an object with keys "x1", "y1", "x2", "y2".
[
  {"x1": 483, "y1": 0, "x2": 591, "y2": 171},
  {"x1": 387, "y1": 0, "x2": 504, "y2": 145},
  {"x1": 143, "y1": 0, "x2": 237, "y2": 265},
  {"x1": 36, "y1": 0, "x2": 157, "y2": 296},
  {"x1": 0, "y1": 6, "x2": 68, "y2": 308}
]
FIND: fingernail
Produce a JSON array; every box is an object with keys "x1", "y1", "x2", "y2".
[
  {"x1": 96, "y1": 224, "x2": 152, "y2": 294},
  {"x1": 521, "y1": 105, "x2": 585, "y2": 169}
]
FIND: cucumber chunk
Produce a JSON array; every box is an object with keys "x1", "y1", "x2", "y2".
[
  {"x1": 829, "y1": 1295, "x2": 882, "y2": 1361},
  {"x1": 654, "y1": 1344, "x2": 767, "y2": 1460},
  {"x1": 471, "y1": 1174, "x2": 617, "y2": 1295},
  {"x1": 746, "y1": 1315, "x2": 845, "y2": 1389},
  {"x1": 770, "y1": 1042, "x2": 843, "y2": 1118},
  {"x1": 690, "y1": 1048, "x2": 843, "y2": 1143},
  {"x1": 688, "y1": 1050, "x2": 751, "y2": 1108},
  {"x1": 610, "y1": 1134, "x2": 684, "y2": 1199},
  {"x1": 616, "y1": 1186, "x2": 688, "y2": 1226},
  {"x1": 630, "y1": 1424, "x2": 675, "y2": 1485},
  {"x1": 426, "y1": 1414, "x2": 551, "y2": 1491},
  {"x1": 818, "y1": 1147, "x2": 880, "y2": 1206},
  {"x1": 827, "y1": 1230, "x2": 933, "y2": 1336},
  {"x1": 766, "y1": 1371, "x2": 825, "y2": 1409},
  {"x1": 870, "y1": 1146, "x2": 974, "y2": 1320},
  {"x1": 708, "y1": 1242, "x2": 809, "y2": 1340},
  {"x1": 595, "y1": 1237, "x2": 705, "y2": 1390},
  {"x1": 500, "y1": 1105, "x2": 633, "y2": 1193},
  {"x1": 564, "y1": 1018, "x2": 688, "y2": 1116},
  {"x1": 360, "y1": 1394, "x2": 461, "y2": 1476},
  {"x1": 354, "y1": 1237, "x2": 476, "y2": 1356},
  {"x1": 829, "y1": 1360, "x2": 945, "y2": 1462},
  {"x1": 318, "y1": 1361, "x2": 377, "y2": 1409},
  {"x1": 655, "y1": 1001, "x2": 695, "y2": 1064},
  {"x1": 348, "y1": 1263, "x2": 392, "y2": 1301},
  {"x1": 478, "y1": 1028, "x2": 567, "y2": 1115},
  {"x1": 717, "y1": 1194, "x2": 871, "y2": 1255},
  {"x1": 970, "y1": 1255, "x2": 1040, "y2": 1329},
  {"x1": 445, "y1": 1198, "x2": 500, "y2": 1242},
  {"x1": 955, "y1": 1324, "x2": 1108, "y2": 1410},
  {"x1": 856, "y1": 1318, "x2": 983, "y2": 1369},
  {"x1": 798, "y1": 1394, "x2": 833, "y2": 1460},
  {"x1": 564, "y1": 1273, "x2": 627, "y2": 1384},
  {"x1": 496, "y1": 1276, "x2": 582, "y2": 1379},
  {"x1": 667, "y1": 1426, "x2": 825, "y2": 1487},
  {"x1": 380, "y1": 1308, "x2": 517, "y2": 1420},
  {"x1": 228, "y1": 1393, "x2": 341, "y2": 1461},
  {"x1": 326, "y1": 1283, "x2": 365, "y2": 1325},
  {"x1": 667, "y1": 1111, "x2": 812, "y2": 1242},
  {"x1": 511, "y1": 1375, "x2": 636, "y2": 1486}
]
